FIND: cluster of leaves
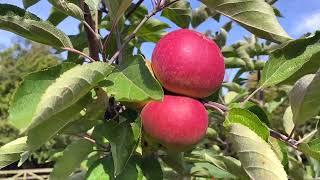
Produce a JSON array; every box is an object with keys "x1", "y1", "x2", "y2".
[
  {"x1": 0, "y1": 40, "x2": 78, "y2": 168},
  {"x1": 0, "y1": 0, "x2": 320, "y2": 179}
]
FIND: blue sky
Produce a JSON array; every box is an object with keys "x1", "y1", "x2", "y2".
[{"x1": 0, "y1": 0, "x2": 320, "y2": 60}]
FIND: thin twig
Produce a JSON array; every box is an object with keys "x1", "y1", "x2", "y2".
[
  {"x1": 83, "y1": 21, "x2": 104, "y2": 52},
  {"x1": 108, "y1": 0, "x2": 181, "y2": 64},
  {"x1": 82, "y1": 135, "x2": 96, "y2": 144},
  {"x1": 242, "y1": 86, "x2": 263, "y2": 105},
  {"x1": 203, "y1": 102, "x2": 225, "y2": 115},
  {"x1": 297, "y1": 128, "x2": 318, "y2": 144},
  {"x1": 83, "y1": 133, "x2": 110, "y2": 150},
  {"x1": 70, "y1": 133, "x2": 96, "y2": 144},
  {"x1": 63, "y1": 47, "x2": 96, "y2": 62},
  {"x1": 202, "y1": 101, "x2": 300, "y2": 150},
  {"x1": 269, "y1": 128, "x2": 298, "y2": 149},
  {"x1": 287, "y1": 125, "x2": 296, "y2": 140},
  {"x1": 205, "y1": 101, "x2": 229, "y2": 111},
  {"x1": 83, "y1": 21, "x2": 98, "y2": 40},
  {"x1": 125, "y1": 0, "x2": 145, "y2": 18}
]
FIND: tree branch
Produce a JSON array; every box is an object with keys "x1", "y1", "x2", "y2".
[
  {"x1": 63, "y1": 47, "x2": 95, "y2": 62},
  {"x1": 241, "y1": 86, "x2": 263, "y2": 106},
  {"x1": 203, "y1": 101, "x2": 299, "y2": 149},
  {"x1": 108, "y1": 0, "x2": 181, "y2": 64},
  {"x1": 269, "y1": 128, "x2": 298, "y2": 149},
  {"x1": 83, "y1": 4, "x2": 100, "y2": 61}
]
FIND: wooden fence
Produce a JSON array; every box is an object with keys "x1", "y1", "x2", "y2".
[{"x1": 0, "y1": 168, "x2": 52, "y2": 180}]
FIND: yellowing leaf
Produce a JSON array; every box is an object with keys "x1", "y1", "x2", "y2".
[
  {"x1": 0, "y1": 137, "x2": 28, "y2": 169},
  {"x1": 228, "y1": 123, "x2": 287, "y2": 180},
  {"x1": 289, "y1": 70, "x2": 320, "y2": 125}
]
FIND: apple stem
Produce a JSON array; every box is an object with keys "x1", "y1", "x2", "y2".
[{"x1": 203, "y1": 102, "x2": 225, "y2": 115}]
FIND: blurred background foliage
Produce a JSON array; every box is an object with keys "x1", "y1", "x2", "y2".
[{"x1": 0, "y1": 39, "x2": 71, "y2": 168}]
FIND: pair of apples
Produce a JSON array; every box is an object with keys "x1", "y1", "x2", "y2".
[{"x1": 141, "y1": 29, "x2": 225, "y2": 151}]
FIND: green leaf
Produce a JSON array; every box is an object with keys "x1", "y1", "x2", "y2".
[
  {"x1": 61, "y1": 98, "x2": 105, "y2": 134},
  {"x1": 191, "y1": 4, "x2": 220, "y2": 28},
  {"x1": 225, "y1": 108, "x2": 269, "y2": 141},
  {"x1": 0, "y1": 137, "x2": 28, "y2": 169},
  {"x1": 161, "y1": 0, "x2": 191, "y2": 28},
  {"x1": 282, "y1": 106, "x2": 294, "y2": 135},
  {"x1": 128, "y1": 5, "x2": 170, "y2": 43},
  {"x1": 298, "y1": 138, "x2": 320, "y2": 161},
  {"x1": 101, "y1": 119, "x2": 141, "y2": 176},
  {"x1": 202, "y1": 0, "x2": 291, "y2": 43},
  {"x1": 105, "y1": 0, "x2": 132, "y2": 25},
  {"x1": 48, "y1": 0, "x2": 84, "y2": 20},
  {"x1": 141, "y1": 155, "x2": 163, "y2": 180},
  {"x1": 67, "y1": 32, "x2": 89, "y2": 63},
  {"x1": 161, "y1": 152, "x2": 186, "y2": 175},
  {"x1": 50, "y1": 139, "x2": 94, "y2": 180},
  {"x1": 104, "y1": 55, "x2": 163, "y2": 104},
  {"x1": 288, "y1": 157, "x2": 304, "y2": 180},
  {"x1": 9, "y1": 63, "x2": 76, "y2": 130},
  {"x1": 86, "y1": 156, "x2": 144, "y2": 179},
  {"x1": 132, "y1": 17, "x2": 170, "y2": 43},
  {"x1": 85, "y1": 0, "x2": 101, "y2": 12},
  {"x1": 260, "y1": 32, "x2": 320, "y2": 87},
  {"x1": 191, "y1": 150, "x2": 249, "y2": 179},
  {"x1": 190, "y1": 162, "x2": 235, "y2": 179},
  {"x1": 61, "y1": 88, "x2": 107, "y2": 135},
  {"x1": 0, "y1": 4, "x2": 73, "y2": 48},
  {"x1": 289, "y1": 71, "x2": 320, "y2": 125},
  {"x1": 269, "y1": 137, "x2": 289, "y2": 171},
  {"x1": 243, "y1": 101, "x2": 271, "y2": 126},
  {"x1": 228, "y1": 123, "x2": 287, "y2": 179},
  {"x1": 26, "y1": 94, "x2": 91, "y2": 150},
  {"x1": 47, "y1": 7, "x2": 68, "y2": 26},
  {"x1": 27, "y1": 62, "x2": 113, "y2": 131},
  {"x1": 86, "y1": 157, "x2": 114, "y2": 179},
  {"x1": 23, "y1": 0, "x2": 40, "y2": 9}
]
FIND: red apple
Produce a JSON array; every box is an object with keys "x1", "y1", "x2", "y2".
[
  {"x1": 141, "y1": 95, "x2": 208, "y2": 151},
  {"x1": 152, "y1": 29, "x2": 225, "y2": 98}
]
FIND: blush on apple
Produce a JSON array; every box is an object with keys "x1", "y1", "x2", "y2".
[
  {"x1": 141, "y1": 95, "x2": 208, "y2": 151},
  {"x1": 152, "y1": 29, "x2": 225, "y2": 98}
]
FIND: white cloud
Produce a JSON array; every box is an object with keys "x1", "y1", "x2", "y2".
[{"x1": 293, "y1": 12, "x2": 320, "y2": 35}]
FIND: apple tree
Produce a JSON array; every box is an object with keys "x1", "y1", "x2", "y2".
[{"x1": 1, "y1": 0, "x2": 320, "y2": 179}]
